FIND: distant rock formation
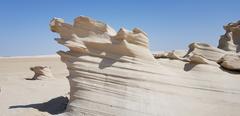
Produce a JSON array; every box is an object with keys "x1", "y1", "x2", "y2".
[
  {"x1": 154, "y1": 29, "x2": 240, "y2": 70},
  {"x1": 30, "y1": 66, "x2": 53, "y2": 80},
  {"x1": 218, "y1": 20, "x2": 240, "y2": 52},
  {"x1": 51, "y1": 16, "x2": 240, "y2": 116},
  {"x1": 154, "y1": 50, "x2": 187, "y2": 60}
]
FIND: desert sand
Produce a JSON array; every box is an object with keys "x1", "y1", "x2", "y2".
[
  {"x1": 0, "y1": 55, "x2": 69, "y2": 116},
  {"x1": 1, "y1": 54, "x2": 240, "y2": 116}
]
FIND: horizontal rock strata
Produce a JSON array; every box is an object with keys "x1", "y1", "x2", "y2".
[{"x1": 51, "y1": 16, "x2": 240, "y2": 116}]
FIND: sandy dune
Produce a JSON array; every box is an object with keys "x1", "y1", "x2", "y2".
[{"x1": 0, "y1": 55, "x2": 69, "y2": 116}]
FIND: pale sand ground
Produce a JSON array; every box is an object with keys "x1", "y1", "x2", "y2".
[
  {"x1": 0, "y1": 55, "x2": 69, "y2": 116},
  {"x1": 1, "y1": 55, "x2": 240, "y2": 116}
]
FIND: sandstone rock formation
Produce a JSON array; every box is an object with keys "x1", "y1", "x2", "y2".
[
  {"x1": 218, "y1": 54, "x2": 240, "y2": 71},
  {"x1": 189, "y1": 54, "x2": 218, "y2": 66},
  {"x1": 185, "y1": 43, "x2": 227, "y2": 62},
  {"x1": 30, "y1": 66, "x2": 53, "y2": 80},
  {"x1": 218, "y1": 20, "x2": 240, "y2": 52},
  {"x1": 154, "y1": 50, "x2": 187, "y2": 60},
  {"x1": 51, "y1": 16, "x2": 240, "y2": 116}
]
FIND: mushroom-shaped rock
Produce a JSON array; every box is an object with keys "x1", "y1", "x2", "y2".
[{"x1": 30, "y1": 66, "x2": 53, "y2": 80}]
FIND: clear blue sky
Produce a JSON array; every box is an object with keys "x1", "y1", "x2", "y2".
[{"x1": 0, "y1": 0, "x2": 239, "y2": 56}]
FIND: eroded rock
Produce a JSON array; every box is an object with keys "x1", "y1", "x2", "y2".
[
  {"x1": 218, "y1": 54, "x2": 240, "y2": 71},
  {"x1": 51, "y1": 16, "x2": 240, "y2": 116},
  {"x1": 185, "y1": 43, "x2": 226, "y2": 62},
  {"x1": 50, "y1": 16, "x2": 155, "y2": 62},
  {"x1": 218, "y1": 20, "x2": 240, "y2": 52},
  {"x1": 153, "y1": 50, "x2": 188, "y2": 61},
  {"x1": 189, "y1": 54, "x2": 218, "y2": 66},
  {"x1": 30, "y1": 66, "x2": 53, "y2": 80},
  {"x1": 153, "y1": 51, "x2": 169, "y2": 58}
]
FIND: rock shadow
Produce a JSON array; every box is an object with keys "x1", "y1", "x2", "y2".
[
  {"x1": 9, "y1": 96, "x2": 68, "y2": 115},
  {"x1": 184, "y1": 63, "x2": 197, "y2": 71},
  {"x1": 219, "y1": 67, "x2": 240, "y2": 75},
  {"x1": 24, "y1": 77, "x2": 38, "y2": 80}
]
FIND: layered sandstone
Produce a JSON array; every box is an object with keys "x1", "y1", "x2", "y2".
[
  {"x1": 218, "y1": 54, "x2": 240, "y2": 71},
  {"x1": 50, "y1": 16, "x2": 240, "y2": 116}
]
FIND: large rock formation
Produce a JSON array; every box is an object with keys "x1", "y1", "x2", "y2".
[{"x1": 51, "y1": 16, "x2": 240, "y2": 116}]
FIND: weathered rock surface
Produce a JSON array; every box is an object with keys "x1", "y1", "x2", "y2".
[
  {"x1": 218, "y1": 20, "x2": 240, "y2": 52},
  {"x1": 154, "y1": 50, "x2": 187, "y2": 59},
  {"x1": 30, "y1": 66, "x2": 53, "y2": 80},
  {"x1": 51, "y1": 16, "x2": 240, "y2": 116},
  {"x1": 218, "y1": 54, "x2": 240, "y2": 71},
  {"x1": 189, "y1": 54, "x2": 218, "y2": 66},
  {"x1": 153, "y1": 51, "x2": 169, "y2": 58},
  {"x1": 185, "y1": 43, "x2": 227, "y2": 62}
]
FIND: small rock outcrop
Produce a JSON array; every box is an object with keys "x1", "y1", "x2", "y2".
[
  {"x1": 218, "y1": 54, "x2": 240, "y2": 71},
  {"x1": 30, "y1": 66, "x2": 53, "y2": 80},
  {"x1": 153, "y1": 50, "x2": 188, "y2": 61},
  {"x1": 185, "y1": 43, "x2": 226, "y2": 62},
  {"x1": 189, "y1": 54, "x2": 218, "y2": 66}
]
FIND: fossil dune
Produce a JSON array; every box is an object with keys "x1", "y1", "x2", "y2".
[
  {"x1": 1, "y1": 17, "x2": 240, "y2": 116},
  {"x1": 51, "y1": 16, "x2": 240, "y2": 116}
]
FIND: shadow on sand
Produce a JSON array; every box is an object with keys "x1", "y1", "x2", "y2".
[
  {"x1": 9, "y1": 96, "x2": 68, "y2": 115},
  {"x1": 24, "y1": 78, "x2": 38, "y2": 80}
]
